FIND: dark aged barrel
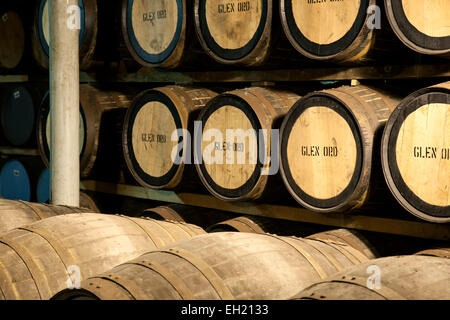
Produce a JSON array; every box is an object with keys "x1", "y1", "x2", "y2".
[
  {"x1": 0, "y1": 9, "x2": 25, "y2": 71},
  {"x1": 385, "y1": 0, "x2": 450, "y2": 57},
  {"x1": 79, "y1": 192, "x2": 101, "y2": 213},
  {"x1": 122, "y1": 0, "x2": 194, "y2": 69},
  {"x1": 194, "y1": 0, "x2": 273, "y2": 66},
  {"x1": 31, "y1": 0, "x2": 98, "y2": 70},
  {"x1": 0, "y1": 85, "x2": 43, "y2": 147},
  {"x1": 292, "y1": 255, "x2": 450, "y2": 300},
  {"x1": 52, "y1": 231, "x2": 373, "y2": 300},
  {"x1": 38, "y1": 84, "x2": 134, "y2": 180},
  {"x1": 0, "y1": 213, "x2": 205, "y2": 300},
  {"x1": 195, "y1": 87, "x2": 300, "y2": 201},
  {"x1": 123, "y1": 86, "x2": 217, "y2": 190},
  {"x1": 381, "y1": 82, "x2": 450, "y2": 223},
  {"x1": 0, "y1": 159, "x2": 40, "y2": 202},
  {"x1": 280, "y1": 0, "x2": 400, "y2": 63},
  {"x1": 280, "y1": 85, "x2": 400, "y2": 213},
  {"x1": 207, "y1": 215, "x2": 323, "y2": 237},
  {"x1": 142, "y1": 204, "x2": 234, "y2": 229},
  {"x1": 0, "y1": 199, "x2": 89, "y2": 234}
]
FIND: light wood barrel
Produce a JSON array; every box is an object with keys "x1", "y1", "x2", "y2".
[
  {"x1": 381, "y1": 82, "x2": 450, "y2": 223},
  {"x1": 143, "y1": 204, "x2": 234, "y2": 229},
  {"x1": 52, "y1": 231, "x2": 372, "y2": 300},
  {"x1": 292, "y1": 255, "x2": 450, "y2": 300},
  {"x1": 0, "y1": 9, "x2": 25, "y2": 71},
  {"x1": 123, "y1": 86, "x2": 217, "y2": 189},
  {"x1": 207, "y1": 215, "x2": 324, "y2": 237},
  {"x1": 280, "y1": 85, "x2": 400, "y2": 213},
  {"x1": 280, "y1": 0, "x2": 376, "y2": 62},
  {"x1": 385, "y1": 0, "x2": 450, "y2": 57},
  {"x1": 0, "y1": 85, "x2": 43, "y2": 147},
  {"x1": 37, "y1": 84, "x2": 134, "y2": 179},
  {"x1": 196, "y1": 87, "x2": 300, "y2": 201},
  {"x1": 0, "y1": 199, "x2": 89, "y2": 234},
  {"x1": 194, "y1": 0, "x2": 273, "y2": 66},
  {"x1": 122, "y1": 0, "x2": 190, "y2": 68},
  {"x1": 0, "y1": 213, "x2": 205, "y2": 300},
  {"x1": 306, "y1": 229, "x2": 379, "y2": 260},
  {"x1": 416, "y1": 247, "x2": 450, "y2": 259},
  {"x1": 31, "y1": 0, "x2": 98, "y2": 70}
]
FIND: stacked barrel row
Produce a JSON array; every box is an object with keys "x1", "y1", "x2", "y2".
[
  {"x1": 1, "y1": 1, "x2": 449, "y2": 73},
  {"x1": 1, "y1": 199, "x2": 447, "y2": 300}
]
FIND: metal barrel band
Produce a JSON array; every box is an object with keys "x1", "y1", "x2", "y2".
[
  {"x1": 18, "y1": 200, "x2": 47, "y2": 220},
  {"x1": 100, "y1": 274, "x2": 149, "y2": 300},
  {"x1": 161, "y1": 248, "x2": 235, "y2": 300},
  {"x1": 84, "y1": 277, "x2": 133, "y2": 300},
  {"x1": 171, "y1": 221, "x2": 197, "y2": 238},
  {"x1": 131, "y1": 260, "x2": 196, "y2": 300},
  {"x1": 0, "y1": 236, "x2": 50, "y2": 299},
  {"x1": 313, "y1": 238, "x2": 368, "y2": 264},
  {"x1": 148, "y1": 219, "x2": 178, "y2": 243},
  {"x1": 236, "y1": 217, "x2": 266, "y2": 233},
  {"x1": 332, "y1": 276, "x2": 407, "y2": 300},
  {"x1": 269, "y1": 235, "x2": 328, "y2": 279},
  {"x1": 118, "y1": 215, "x2": 160, "y2": 248},
  {"x1": 0, "y1": 258, "x2": 19, "y2": 299},
  {"x1": 19, "y1": 226, "x2": 78, "y2": 268},
  {"x1": 299, "y1": 238, "x2": 346, "y2": 273}
]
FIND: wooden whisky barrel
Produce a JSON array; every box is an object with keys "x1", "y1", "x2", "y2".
[
  {"x1": 31, "y1": 0, "x2": 98, "y2": 70},
  {"x1": 142, "y1": 204, "x2": 234, "y2": 229},
  {"x1": 0, "y1": 85, "x2": 43, "y2": 147},
  {"x1": 195, "y1": 87, "x2": 300, "y2": 201},
  {"x1": 123, "y1": 86, "x2": 217, "y2": 189},
  {"x1": 280, "y1": 85, "x2": 400, "y2": 213},
  {"x1": 0, "y1": 158, "x2": 40, "y2": 202},
  {"x1": 385, "y1": 0, "x2": 450, "y2": 57},
  {"x1": 306, "y1": 229, "x2": 379, "y2": 260},
  {"x1": 0, "y1": 199, "x2": 89, "y2": 234},
  {"x1": 292, "y1": 255, "x2": 450, "y2": 300},
  {"x1": 0, "y1": 9, "x2": 25, "y2": 71},
  {"x1": 0, "y1": 213, "x2": 206, "y2": 300},
  {"x1": 416, "y1": 247, "x2": 450, "y2": 259},
  {"x1": 37, "y1": 84, "x2": 134, "y2": 180},
  {"x1": 52, "y1": 231, "x2": 373, "y2": 300},
  {"x1": 194, "y1": 0, "x2": 273, "y2": 66},
  {"x1": 381, "y1": 82, "x2": 450, "y2": 223},
  {"x1": 280, "y1": 0, "x2": 400, "y2": 63},
  {"x1": 122, "y1": 0, "x2": 191, "y2": 69},
  {"x1": 207, "y1": 215, "x2": 323, "y2": 237}
]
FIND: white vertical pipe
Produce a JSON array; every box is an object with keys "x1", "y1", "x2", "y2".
[{"x1": 49, "y1": 0, "x2": 80, "y2": 206}]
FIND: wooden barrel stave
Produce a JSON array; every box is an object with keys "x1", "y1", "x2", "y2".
[
  {"x1": 0, "y1": 213, "x2": 205, "y2": 300},
  {"x1": 280, "y1": 85, "x2": 401, "y2": 213},
  {"x1": 52, "y1": 231, "x2": 374, "y2": 300},
  {"x1": 196, "y1": 87, "x2": 300, "y2": 201},
  {"x1": 123, "y1": 86, "x2": 217, "y2": 190},
  {"x1": 381, "y1": 82, "x2": 450, "y2": 223},
  {"x1": 292, "y1": 255, "x2": 450, "y2": 300}
]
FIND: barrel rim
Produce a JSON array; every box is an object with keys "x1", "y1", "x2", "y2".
[
  {"x1": 123, "y1": 0, "x2": 185, "y2": 66},
  {"x1": 123, "y1": 89, "x2": 183, "y2": 189},
  {"x1": 280, "y1": 92, "x2": 364, "y2": 211},
  {"x1": 195, "y1": 0, "x2": 270, "y2": 62},
  {"x1": 280, "y1": 0, "x2": 371, "y2": 59},
  {"x1": 381, "y1": 87, "x2": 450, "y2": 222},
  {"x1": 195, "y1": 93, "x2": 265, "y2": 201},
  {"x1": 384, "y1": 0, "x2": 450, "y2": 55},
  {"x1": 36, "y1": 91, "x2": 88, "y2": 169}
]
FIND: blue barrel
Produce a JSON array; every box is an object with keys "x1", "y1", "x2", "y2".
[
  {"x1": 37, "y1": 167, "x2": 50, "y2": 203},
  {"x1": 0, "y1": 160, "x2": 31, "y2": 201},
  {"x1": 0, "y1": 85, "x2": 36, "y2": 146}
]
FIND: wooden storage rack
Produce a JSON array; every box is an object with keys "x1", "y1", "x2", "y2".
[{"x1": 1, "y1": 63, "x2": 449, "y2": 241}]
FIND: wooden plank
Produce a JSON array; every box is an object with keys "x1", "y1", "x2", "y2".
[
  {"x1": 0, "y1": 147, "x2": 40, "y2": 156},
  {"x1": 80, "y1": 180, "x2": 450, "y2": 241},
  {"x1": 80, "y1": 63, "x2": 450, "y2": 84},
  {"x1": 0, "y1": 75, "x2": 29, "y2": 83}
]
